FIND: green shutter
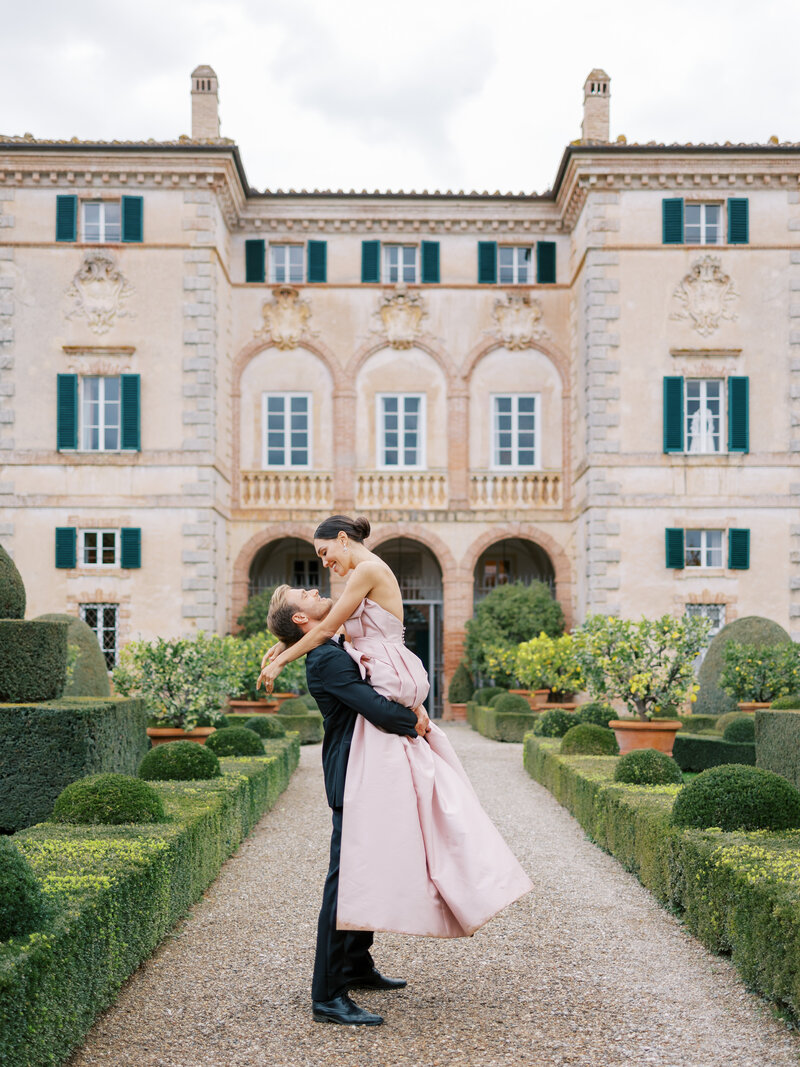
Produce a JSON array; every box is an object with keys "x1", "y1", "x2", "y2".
[
  {"x1": 56, "y1": 374, "x2": 78, "y2": 450},
  {"x1": 120, "y1": 374, "x2": 140, "y2": 451},
  {"x1": 55, "y1": 527, "x2": 77, "y2": 569},
  {"x1": 245, "y1": 239, "x2": 265, "y2": 283},
  {"x1": 421, "y1": 240, "x2": 440, "y2": 284},
  {"x1": 728, "y1": 198, "x2": 749, "y2": 244},
  {"x1": 56, "y1": 195, "x2": 77, "y2": 242},
  {"x1": 307, "y1": 240, "x2": 327, "y2": 283},
  {"x1": 663, "y1": 377, "x2": 684, "y2": 453},
  {"x1": 662, "y1": 198, "x2": 684, "y2": 244},
  {"x1": 536, "y1": 241, "x2": 556, "y2": 284},
  {"x1": 478, "y1": 241, "x2": 497, "y2": 284},
  {"x1": 120, "y1": 528, "x2": 142, "y2": 569},
  {"x1": 665, "y1": 528, "x2": 685, "y2": 569},
  {"x1": 121, "y1": 196, "x2": 143, "y2": 242},
  {"x1": 361, "y1": 240, "x2": 380, "y2": 283},
  {"x1": 728, "y1": 528, "x2": 750, "y2": 570},
  {"x1": 727, "y1": 376, "x2": 749, "y2": 453}
]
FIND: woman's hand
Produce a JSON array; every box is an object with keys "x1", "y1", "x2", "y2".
[
  {"x1": 413, "y1": 705, "x2": 431, "y2": 738},
  {"x1": 261, "y1": 642, "x2": 286, "y2": 671},
  {"x1": 257, "y1": 660, "x2": 283, "y2": 694}
]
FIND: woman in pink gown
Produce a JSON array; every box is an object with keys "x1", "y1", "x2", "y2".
[{"x1": 260, "y1": 515, "x2": 533, "y2": 938}]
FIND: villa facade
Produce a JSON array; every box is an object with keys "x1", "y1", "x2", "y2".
[{"x1": 2, "y1": 67, "x2": 798, "y2": 712}]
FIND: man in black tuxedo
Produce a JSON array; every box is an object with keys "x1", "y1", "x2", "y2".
[{"x1": 267, "y1": 585, "x2": 430, "y2": 1027}]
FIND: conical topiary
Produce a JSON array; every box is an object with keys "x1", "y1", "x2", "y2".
[
  {"x1": 35, "y1": 613, "x2": 110, "y2": 697},
  {"x1": 0, "y1": 543, "x2": 25, "y2": 619},
  {"x1": 448, "y1": 662, "x2": 474, "y2": 703}
]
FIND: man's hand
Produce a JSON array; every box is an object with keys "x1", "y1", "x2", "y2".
[{"x1": 413, "y1": 705, "x2": 431, "y2": 738}]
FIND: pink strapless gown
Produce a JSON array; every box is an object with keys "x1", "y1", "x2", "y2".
[{"x1": 337, "y1": 598, "x2": 533, "y2": 937}]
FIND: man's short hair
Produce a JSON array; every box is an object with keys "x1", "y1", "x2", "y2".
[{"x1": 267, "y1": 584, "x2": 304, "y2": 645}]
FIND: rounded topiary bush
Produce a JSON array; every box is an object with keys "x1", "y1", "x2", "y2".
[
  {"x1": 487, "y1": 689, "x2": 509, "y2": 705},
  {"x1": 560, "y1": 723, "x2": 619, "y2": 756},
  {"x1": 205, "y1": 726, "x2": 264, "y2": 757},
  {"x1": 0, "y1": 620, "x2": 68, "y2": 702},
  {"x1": 447, "y1": 661, "x2": 474, "y2": 703},
  {"x1": 278, "y1": 697, "x2": 309, "y2": 716},
  {"x1": 614, "y1": 748, "x2": 683, "y2": 786},
  {"x1": 671, "y1": 764, "x2": 800, "y2": 831},
  {"x1": 695, "y1": 615, "x2": 791, "y2": 717},
  {"x1": 0, "y1": 838, "x2": 49, "y2": 941},
  {"x1": 493, "y1": 692, "x2": 531, "y2": 714},
  {"x1": 52, "y1": 773, "x2": 165, "y2": 825},
  {"x1": 35, "y1": 612, "x2": 110, "y2": 697},
  {"x1": 299, "y1": 693, "x2": 319, "y2": 711},
  {"x1": 138, "y1": 740, "x2": 221, "y2": 781},
  {"x1": 723, "y1": 716, "x2": 755, "y2": 743},
  {"x1": 715, "y1": 710, "x2": 749, "y2": 734},
  {"x1": 0, "y1": 543, "x2": 26, "y2": 619},
  {"x1": 770, "y1": 694, "x2": 800, "y2": 709},
  {"x1": 473, "y1": 686, "x2": 506, "y2": 705},
  {"x1": 575, "y1": 702, "x2": 616, "y2": 728},
  {"x1": 244, "y1": 715, "x2": 286, "y2": 739},
  {"x1": 533, "y1": 708, "x2": 579, "y2": 738}
]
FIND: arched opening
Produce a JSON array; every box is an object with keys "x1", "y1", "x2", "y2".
[
  {"x1": 473, "y1": 537, "x2": 555, "y2": 604},
  {"x1": 248, "y1": 537, "x2": 331, "y2": 599},
  {"x1": 373, "y1": 537, "x2": 444, "y2": 717}
]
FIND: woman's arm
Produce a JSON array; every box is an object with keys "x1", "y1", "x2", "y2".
[{"x1": 258, "y1": 561, "x2": 382, "y2": 690}]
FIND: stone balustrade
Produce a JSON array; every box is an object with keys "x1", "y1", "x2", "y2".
[
  {"x1": 240, "y1": 471, "x2": 334, "y2": 508},
  {"x1": 469, "y1": 470, "x2": 562, "y2": 508},
  {"x1": 355, "y1": 470, "x2": 449, "y2": 509}
]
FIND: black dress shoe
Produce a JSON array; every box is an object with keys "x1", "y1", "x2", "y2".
[
  {"x1": 347, "y1": 967, "x2": 407, "y2": 991},
  {"x1": 312, "y1": 993, "x2": 383, "y2": 1026}
]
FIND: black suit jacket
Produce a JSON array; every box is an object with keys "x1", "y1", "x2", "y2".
[{"x1": 306, "y1": 641, "x2": 418, "y2": 809}]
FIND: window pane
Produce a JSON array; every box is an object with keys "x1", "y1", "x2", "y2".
[
  {"x1": 84, "y1": 532, "x2": 98, "y2": 564},
  {"x1": 404, "y1": 397, "x2": 420, "y2": 413},
  {"x1": 268, "y1": 449, "x2": 284, "y2": 465},
  {"x1": 685, "y1": 530, "x2": 702, "y2": 567},
  {"x1": 83, "y1": 202, "x2": 101, "y2": 241},
  {"x1": 383, "y1": 397, "x2": 398, "y2": 413},
  {"x1": 496, "y1": 397, "x2": 512, "y2": 413},
  {"x1": 706, "y1": 531, "x2": 723, "y2": 566},
  {"x1": 385, "y1": 449, "x2": 398, "y2": 465},
  {"x1": 101, "y1": 532, "x2": 116, "y2": 564},
  {"x1": 290, "y1": 396, "x2": 307, "y2": 413},
  {"x1": 290, "y1": 449, "x2": 308, "y2": 465},
  {"x1": 104, "y1": 202, "x2": 121, "y2": 242},
  {"x1": 267, "y1": 396, "x2": 284, "y2": 413}
]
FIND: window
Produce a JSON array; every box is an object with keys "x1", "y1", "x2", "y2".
[
  {"x1": 685, "y1": 530, "x2": 723, "y2": 568},
  {"x1": 383, "y1": 245, "x2": 417, "y2": 284},
  {"x1": 262, "y1": 393, "x2": 311, "y2": 468},
  {"x1": 293, "y1": 558, "x2": 323, "y2": 587},
  {"x1": 82, "y1": 201, "x2": 121, "y2": 243},
  {"x1": 269, "y1": 245, "x2": 304, "y2": 284},
  {"x1": 79, "y1": 529, "x2": 119, "y2": 567},
  {"x1": 498, "y1": 246, "x2": 533, "y2": 284},
  {"x1": 685, "y1": 379, "x2": 723, "y2": 454},
  {"x1": 80, "y1": 603, "x2": 118, "y2": 669},
  {"x1": 481, "y1": 560, "x2": 511, "y2": 590},
  {"x1": 684, "y1": 203, "x2": 721, "y2": 246},
  {"x1": 378, "y1": 394, "x2": 424, "y2": 468},
  {"x1": 81, "y1": 376, "x2": 121, "y2": 451},
  {"x1": 686, "y1": 603, "x2": 726, "y2": 665},
  {"x1": 492, "y1": 395, "x2": 538, "y2": 468}
]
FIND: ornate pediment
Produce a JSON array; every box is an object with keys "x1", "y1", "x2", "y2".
[
  {"x1": 670, "y1": 255, "x2": 738, "y2": 337},
  {"x1": 492, "y1": 293, "x2": 549, "y2": 350},
  {"x1": 373, "y1": 285, "x2": 426, "y2": 349},
  {"x1": 65, "y1": 251, "x2": 135, "y2": 335},
  {"x1": 257, "y1": 286, "x2": 312, "y2": 350}
]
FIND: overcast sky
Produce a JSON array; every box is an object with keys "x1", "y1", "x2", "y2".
[{"x1": 3, "y1": 0, "x2": 798, "y2": 195}]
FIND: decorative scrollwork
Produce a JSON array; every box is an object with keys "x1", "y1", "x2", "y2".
[
  {"x1": 65, "y1": 251, "x2": 135, "y2": 335},
  {"x1": 670, "y1": 255, "x2": 738, "y2": 337}
]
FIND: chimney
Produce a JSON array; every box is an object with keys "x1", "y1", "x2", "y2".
[
  {"x1": 581, "y1": 69, "x2": 610, "y2": 143},
  {"x1": 191, "y1": 65, "x2": 220, "y2": 140}
]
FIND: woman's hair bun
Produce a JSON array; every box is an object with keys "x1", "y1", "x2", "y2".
[{"x1": 352, "y1": 516, "x2": 371, "y2": 540}]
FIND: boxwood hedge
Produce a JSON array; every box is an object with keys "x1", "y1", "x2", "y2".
[
  {"x1": 0, "y1": 620, "x2": 68, "y2": 703},
  {"x1": 756, "y1": 709, "x2": 800, "y2": 789},
  {"x1": 0, "y1": 698, "x2": 149, "y2": 833},
  {"x1": 466, "y1": 701, "x2": 537, "y2": 743},
  {"x1": 0, "y1": 734, "x2": 300, "y2": 1067},
  {"x1": 672, "y1": 732, "x2": 755, "y2": 773},
  {"x1": 524, "y1": 732, "x2": 800, "y2": 1021}
]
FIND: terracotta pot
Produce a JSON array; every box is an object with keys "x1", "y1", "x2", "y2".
[
  {"x1": 228, "y1": 699, "x2": 278, "y2": 714},
  {"x1": 608, "y1": 719, "x2": 682, "y2": 756},
  {"x1": 444, "y1": 702, "x2": 468, "y2": 722},
  {"x1": 146, "y1": 727, "x2": 216, "y2": 747},
  {"x1": 509, "y1": 689, "x2": 530, "y2": 697},
  {"x1": 272, "y1": 692, "x2": 301, "y2": 705},
  {"x1": 545, "y1": 702, "x2": 578, "y2": 712},
  {"x1": 530, "y1": 688, "x2": 551, "y2": 708},
  {"x1": 736, "y1": 702, "x2": 772, "y2": 714}
]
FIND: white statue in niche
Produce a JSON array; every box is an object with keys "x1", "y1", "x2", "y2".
[
  {"x1": 257, "y1": 286, "x2": 312, "y2": 350},
  {"x1": 670, "y1": 255, "x2": 738, "y2": 337},
  {"x1": 65, "y1": 251, "x2": 135, "y2": 335},
  {"x1": 492, "y1": 293, "x2": 549, "y2": 350}
]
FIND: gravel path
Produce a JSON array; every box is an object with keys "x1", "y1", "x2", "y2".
[{"x1": 70, "y1": 726, "x2": 800, "y2": 1067}]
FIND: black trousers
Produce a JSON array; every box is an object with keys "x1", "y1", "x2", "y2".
[{"x1": 312, "y1": 807, "x2": 374, "y2": 1002}]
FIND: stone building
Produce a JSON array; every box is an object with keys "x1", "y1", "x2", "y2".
[{"x1": 2, "y1": 66, "x2": 797, "y2": 713}]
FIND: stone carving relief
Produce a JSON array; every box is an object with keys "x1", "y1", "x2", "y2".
[
  {"x1": 491, "y1": 293, "x2": 549, "y2": 350},
  {"x1": 372, "y1": 285, "x2": 426, "y2": 349},
  {"x1": 670, "y1": 255, "x2": 738, "y2": 337},
  {"x1": 65, "y1": 251, "x2": 135, "y2": 335},
  {"x1": 257, "y1": 286, "x2": 312, "y2": 349}
]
